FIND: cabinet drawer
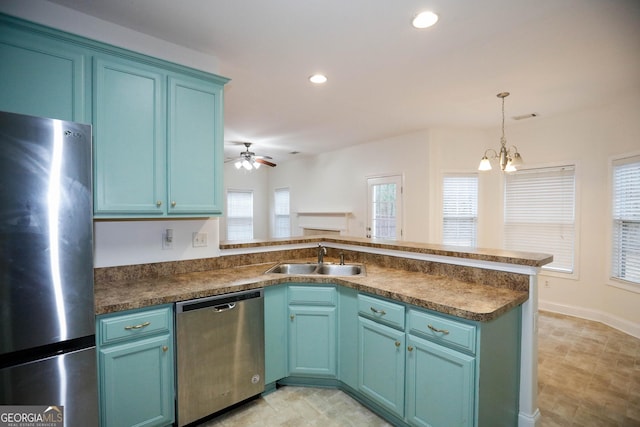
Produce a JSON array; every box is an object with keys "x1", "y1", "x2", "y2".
[
  {"x1": 288, "y1": 286, "x2": 337, "y2": 306},
  {"x1": 407, "y1": 309, "x2": 477, "y2": 354},
  {"x1": 357, "y1": 294, "x2": 405, "y2": 330},
  {"x1": 98, "y1": 306, "x2": 172, "y2": 346}
]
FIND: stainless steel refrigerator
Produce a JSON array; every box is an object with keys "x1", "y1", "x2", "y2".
[{"x1": 0, "y1": 111, "x2": 98, "y2": 426}]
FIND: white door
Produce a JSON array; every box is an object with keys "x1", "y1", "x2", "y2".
[{"x1": 367, "y1": 175, "x2": 403, "y2": 240}]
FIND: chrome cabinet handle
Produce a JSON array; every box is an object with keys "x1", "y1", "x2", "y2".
[
  {"x1": 162, "y1": 346, "x2": 168, "y2": 352},
  {"x1": 395, "y1": 341, "x2": 401, "y2": 348},
  {"x1": 156, "y1": 200, "x2": 162, "y2": 207},
  {"x1": 370, "y1": 307, "x2": 386, "y2": 316},
  {"x1": 290, "y1": 314, "x2": 295, "y2": 320},
  {"x1": 124, "y1": 321, "x2": 150, "y2": 330},
  {"x1": 407, "y1": 346, "x2": 414, "y2": 352},
  {"x1": 171, "y1": 201, "x2": 176, "y2": 207},
  {"x1": 428, "y1": 324, "x2": 450, "y2": 335}
]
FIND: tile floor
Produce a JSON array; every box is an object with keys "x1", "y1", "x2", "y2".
[{"x1": 198, "y1": 311, "x2": 640, "y2": 427}]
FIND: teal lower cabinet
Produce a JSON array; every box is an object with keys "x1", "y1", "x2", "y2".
[
  {"x1": 264, "y1": 286, "x2": 520, "y2": 427},
  {"x1": 97, "y1": 305, "x2": 175, "y2": 427},
  {"x1": 405, "y1": 334, "x2": 474, "y2": 427},
  {"x1": 288, "y1": 285, "x2": 337, "y2": 377},
  {"x1": 264, "y1": 284, "x2": 288, "y2": 385},
  {"x1": 358, "y1": 316, "x2": 406, "y2": 417}
]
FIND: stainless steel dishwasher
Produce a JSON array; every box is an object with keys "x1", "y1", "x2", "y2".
[{"x1": 175, "y1": 289, "x2": 264, "y2": 426}]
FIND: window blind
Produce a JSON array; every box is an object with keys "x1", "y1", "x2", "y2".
[
  {"x1": 227, "y1": 190, "x2": 253, "y2": 241},
  {"x1": 504, "y1": 165, "x2": 576, "y2": 273},
  {"x1": 274, "y1": 188, "x2": 290, "y2": 238},
  {"x1": 612, "y1": 156, "x2": 640, "y2": 284},
  {"x1": 442, "y1": 174, "x2": 478, "y2": 247}
]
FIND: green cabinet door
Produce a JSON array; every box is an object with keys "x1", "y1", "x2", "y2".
[
  {"x1": 93, "y1": 56, "x2": 166, "y2": 216},
  {"x1": 358, "y1": 316, "x2": 405, "y2": 417},
  {"x1": 405, "y1": 334, "x2": 474, "y2": 427},
  {"x1": 264, "y1": 285, "x2": 288, "y2": 385},
  {"x1": 0, "y1": 19, "x2": 89, "y2": 122},
  {"x1": 289, "y1": 305, "x2": 337, "y2": 377},
  {"x1": 99, "y1": 334, "x2": 174, "y2": 427},
  {"x1": 167, "y1": 75, "x2": 224, "y2": 215}
]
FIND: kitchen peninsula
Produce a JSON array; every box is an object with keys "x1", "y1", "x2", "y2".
[{"x1": 94, "y1": 236, "x2": 551, "y2": 427}]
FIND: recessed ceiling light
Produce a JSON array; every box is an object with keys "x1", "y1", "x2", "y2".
[
  {"x1": 309, "y1": 74, "x2": 328, "y2": 84},
  {"x1": 412, "y1": 11, "x2": 439, "y2": 29}
]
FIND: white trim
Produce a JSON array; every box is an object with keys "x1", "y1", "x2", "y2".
[
  {"x1": 219, "y1": 242, "x2": 313, "y2": 257},
  {"x1": 518, "y1": 275, "x2": 540, "y2": 427},
  {"x1": 539, "y1": 299, "x2": 640, "y2": 339}
]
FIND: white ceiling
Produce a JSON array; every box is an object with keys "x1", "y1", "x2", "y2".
[{"x1": 46, "y1": 0, "x2": 640, "y2": 164}]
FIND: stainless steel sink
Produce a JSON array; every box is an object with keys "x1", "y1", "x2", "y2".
[
  {"x1": 265, "y1": 262, "x2": 366, "y2": 276},
  {"x1": 265, "y1": 263, "x2": 318, "y2": 274}
]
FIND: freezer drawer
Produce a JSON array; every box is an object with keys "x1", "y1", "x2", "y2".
[
  {"x1": 176, "y1": 289, "x2": 265, "y2": 426},
  {"x1": 0, "y1": 346, "x2": 99, "y2": 426}
]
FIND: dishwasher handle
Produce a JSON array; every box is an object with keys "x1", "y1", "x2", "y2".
[{"x1": 212, "y1": 303, "x2": 236, "y2": 313}]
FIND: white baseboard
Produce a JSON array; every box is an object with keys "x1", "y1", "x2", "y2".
[{"x1": 539, "y1": 300, "x2": 640, "y2": 339}]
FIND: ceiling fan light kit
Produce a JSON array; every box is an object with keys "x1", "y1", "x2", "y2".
[
  {"x1": 227, "y1": 142, "x2": 277, "y2": 171},
  {"x1": 478, "y1": 92, "x2": 524, "y2": 173}
]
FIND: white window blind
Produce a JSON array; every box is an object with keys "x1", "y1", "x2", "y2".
[
  {"x1": 612, "y1": 156, "x2": 640, "y2": 285},
  {"x1": 274, "y1": 188, "x2": 290, "y2": 238},
  {"x1": 504, "y1": 165, "x2": 576, "y2": 273},
  {"x1": 227, "y1": 190, "x2": 253, "y2": 241},
  {"x1": 442, "y1": 174, "x2": 478, "y2": 247}
]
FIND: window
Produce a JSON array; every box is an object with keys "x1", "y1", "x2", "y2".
[
  {"x1": 274, "y1": 187, "x2": 290, "y2": 238},
  {"x1": 367, "y1": 175, "x2": 403, "y2": 240},
  {"x1": 227, "y1": 190, "x2": 253, "y2": 241},
  {"x1": 612, "y1": 155, "x2": 640, "y2": 285},
  {"x1": 504, "y1": 165, "x2": 576, "y2": 273},
  {"x1": 442, "y1": 174, "x2": 478, "y2": 247}
]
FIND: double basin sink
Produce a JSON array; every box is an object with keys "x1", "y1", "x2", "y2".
[{"x1": 265, "y1": 262, "x2": 366, "y2": 276}]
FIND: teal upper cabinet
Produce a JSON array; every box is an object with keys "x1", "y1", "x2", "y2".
[
  {"x1": 0, "y1": 14, "x2": 229, "y2": 218},
  {"x1": 93, "y1": 57, "x2": 227, "y2": 218},
  {"x1": 93, "y1": 56, "x2": 166, "y2": 215},
  {"x1": 167, "y1": 76, "x2": 224, "y2": 214},
  {"x1": 0, "y1": 17, "x2": 89, "y2": 122}
]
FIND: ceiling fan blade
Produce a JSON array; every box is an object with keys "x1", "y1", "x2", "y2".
[
  {"x1": 224, "y1": 157, "x2": 242, "y2": 163},
  {"x1": 255, "y1": 158, "x2": 277, "y2": 167},
  {"x1": 254, "y1": 155, "x2": 273, "y2": 160}
]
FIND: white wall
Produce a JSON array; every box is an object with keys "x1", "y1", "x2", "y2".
[{"x1": 268, "y1": 131, "x2": 432, "y2": 241}]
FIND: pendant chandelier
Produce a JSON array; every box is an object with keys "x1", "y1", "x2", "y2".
[{"x1": 478, "y1": 92, "x2": 523, "y2": 172}]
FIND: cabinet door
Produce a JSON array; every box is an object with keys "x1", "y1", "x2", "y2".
[
  {"x1": 167, "y1": 75, "x2": 224, "y2": 215},
  {"x1": 264, "y1": 285, "x2": 288, "y2": 384},
  {"x1": 289, "y1": 305, "x2": 337, "y2": 377},
  {"x1": 405, "y1": 334, "x2": 474, "y2": 427},
  {"x1": 0, "y1": 23, "x2": 89, "y2": 122},
  {"x1": 93, "y1": 56, "x2": 166, "y2": 216},
  {"x1": 358, "y1": 317, "x2": 405, "y2": 417},
  {"x1": 99, "y1": 334, "x2": 174, "y2": 427}
]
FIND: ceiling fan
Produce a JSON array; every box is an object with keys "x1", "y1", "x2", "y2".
[{"x1": 225, "y1": 142, "x2": 277, "y2": 170}]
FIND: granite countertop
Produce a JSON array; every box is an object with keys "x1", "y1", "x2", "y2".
[{"x1": 94, "y1": 258, "x2": 529, "y2": 321}]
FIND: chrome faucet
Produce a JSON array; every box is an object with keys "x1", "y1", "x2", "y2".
[{"x1": 317, "y1": 244, "x2": 327, "y2": 264}]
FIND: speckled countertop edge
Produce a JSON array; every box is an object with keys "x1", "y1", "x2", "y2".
[
  {"x1": 219, "y1": 235, "x2": 553, "y2": 267},
  {"x1": 95, "y1": 260, "x2": 528, "y2": 321}
]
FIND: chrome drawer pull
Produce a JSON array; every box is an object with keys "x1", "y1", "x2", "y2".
[
  {"x1": 370, "y1": 307, "x2": 386, "y2": 315},
  {"x1": 124, "y1": 321, "x2": 150, "y2": 330},
  {"x1": 427, "y1": 324, "x2": 449, "y2": 335}
]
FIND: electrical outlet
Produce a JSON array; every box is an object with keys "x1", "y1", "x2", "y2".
[
  {"x1": 192, "y1": 232, "x2": 208, "y2": 248},
  {"x1": 544, "y1": 280, "x2": 550, "y2": 288}
]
